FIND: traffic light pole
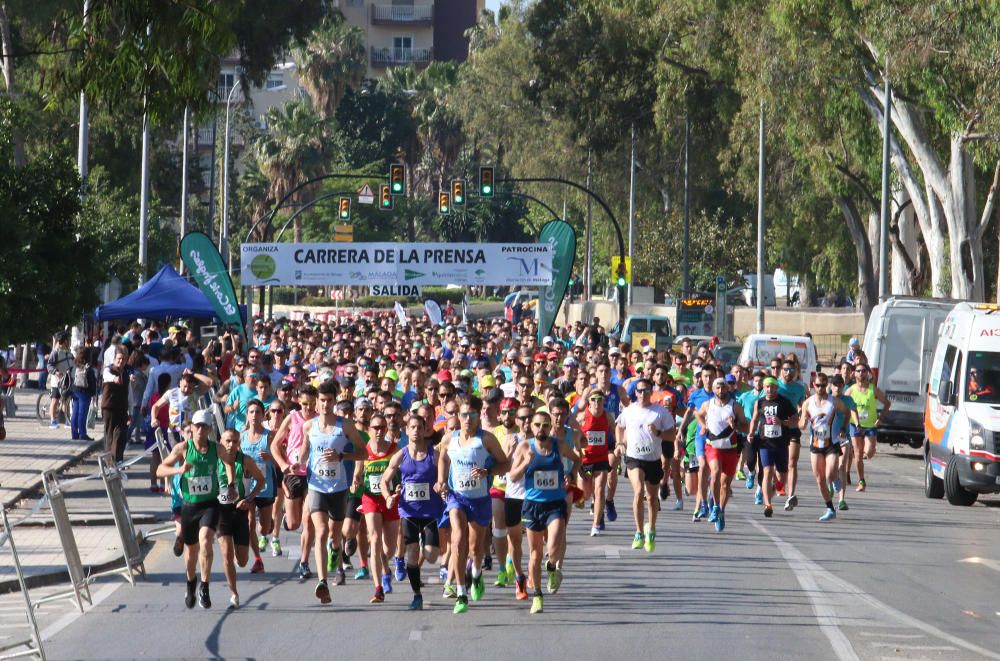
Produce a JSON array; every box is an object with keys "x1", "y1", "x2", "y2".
[{"x1": 498, "y1": 177, "x2": 627, "y2": 326}]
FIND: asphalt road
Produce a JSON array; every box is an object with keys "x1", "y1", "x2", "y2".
[{"x1": 21, "y1": 447, "x2": 1000, "y2": 661}]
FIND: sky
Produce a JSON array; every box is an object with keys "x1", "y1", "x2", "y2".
[{"x1": 486, "y1": 0, "x2": 503, "y2": 14}]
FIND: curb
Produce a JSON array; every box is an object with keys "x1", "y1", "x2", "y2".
[
  {"x1": 12, "y1": 514, "x2": 164, "y2": 529},
  {"x1": 2, "y1": 438, "x2": 105, "y2": 510},
  {"x1": 0, "y1": 523, "x2": 160, "y2": 596}
]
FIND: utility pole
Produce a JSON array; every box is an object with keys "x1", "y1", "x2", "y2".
[
  {"x1": 77, "y1": 0, "x2": 90, "y2": 187},
  {"x1": 138, "y1": 22, "x2": 152, "y2": 285},
  {"x1": 584, "y1": 149, "x2": 593, "y2": 301},
  {"x1": 682, "y1": 109, "x2": 690, "y2": 298},
  {"x1": 756, "y1": 103, "x2": 765, "y2": 333},
  {"x1": 878, "y1": 73, "x2": 892, "y2": 301},
  {"x1": 179, "y1": 104, "x2": 189, "y2": 273},
  {"x1": 627, "y1": 124, "x2": 636, "y2": 306}
]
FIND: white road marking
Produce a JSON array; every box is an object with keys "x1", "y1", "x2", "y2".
[
  {"x1": 860, "y1": 632, "x2": 925, "y2": 639},
  {"x1": 40, "y1": 582, "x2": 121, "y2": 642},
  {"x1": 958, "y1": 556, "x2": 1000, "y2": 572},
  {"x1": 750, "y1": 520, "x2": 859, "y2": 661},
  {"x1": 409, "y1": 630, "x2": 422, "y2": 641},
  {"x1": 583, "y1": 545, "x2": 621, "y2": 559},
  {"x1": 871, "y1": 643, "x2": 957, "y2": 651},
  {"x1": 750, "y1": 519, "x2": 1000, "y2": 660}
]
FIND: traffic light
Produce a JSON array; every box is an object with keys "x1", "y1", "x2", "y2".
[
  {"x1": 379, "y1": 183, "x2": 393, "y2": 210},
  {"x1": 338, "y1": 196, "x2": 351, "y2": 220},
  {"x1": 479, "y1": 166, "x2": 494, "y2": 197},
  {"x1": 438, "y1": 191, "x2": 451, "y2": 215},
  {"x1": 616, "y1": 264, "x2": 627, "y2": 288},
  {"x1": 451, "y1": 179, "x2": 466, "y2": 206},
  {"x1": 390, "y1": 163, "x2": 405, "y2": 195}
]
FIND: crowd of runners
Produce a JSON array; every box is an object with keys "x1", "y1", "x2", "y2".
[{"x1": 80, "y1": 310, "x2": 888, "y2": 614}]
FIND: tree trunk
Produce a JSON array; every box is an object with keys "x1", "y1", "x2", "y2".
[
  {"x1": 837, "y1": 195, "x2": 877, "y2": 319},
  {"x1": 0, "y1": 3, "x2": 26, "y2": 167},
  {"x1": 891, "y1": 189, "x2": 918, "y2": 295}
]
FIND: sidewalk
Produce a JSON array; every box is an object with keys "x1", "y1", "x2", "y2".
[{"x1": 1, "y1": 390, "x2": 172, "y2": 593}]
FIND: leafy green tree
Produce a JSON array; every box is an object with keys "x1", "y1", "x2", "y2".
[{"x1": 293, "y1": 15, "x2": 367, "y2": 120}]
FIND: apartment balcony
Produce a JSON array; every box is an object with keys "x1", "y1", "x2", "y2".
[
  {"x1": 371, "y1": 3, "x2": 433, "y2": 26},
  {"x1": 370, "y1": 46, "x2": 433, "y2": 68}
]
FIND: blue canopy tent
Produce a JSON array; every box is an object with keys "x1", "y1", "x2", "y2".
[{"x1": 93, "y1": 264, "x2": 246, "y2": 322}]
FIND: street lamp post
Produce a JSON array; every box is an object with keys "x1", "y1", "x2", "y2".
[{"x1": 220, "y1": 80, "x2": 241, "y2": 264}]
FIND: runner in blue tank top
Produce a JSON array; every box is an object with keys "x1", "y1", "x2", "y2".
[
  {"x1": 509, "y1": 410, "x2": 580, "y2": 615},
  {"x1": 239, "y1": 399, "x2": 276, "y2": 574},
  {"x1": 380, "y1": 416, "x2": 443, "y2": 610},
  {"x1": 436, "y1": 396, "x2": 509, "y2": 614}
]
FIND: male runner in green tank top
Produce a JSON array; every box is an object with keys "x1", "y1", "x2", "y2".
[
  {"x1": 157, "y1": 409, "x2": 221, "y2": 609},
  {"x1": 216, "y1": 429, "x2": 265, "y2": 609}
]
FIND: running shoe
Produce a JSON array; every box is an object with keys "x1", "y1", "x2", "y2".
[
  {"x1": 381, "y1": 573, "x2": 393, "y2": 595},
  {"x1": 199, "y1": 582, "x2": 211, "y2": 609},
  {"x1": 394, "y1": 556, "x2": 406, "y2": 582},
  {"x1": 696, "y1": 503, "x2": 708, "y2": 520},
  {"x1": 597, "y1": 518, "x2": 606, "y2": 531},
  {"x1": 745, "y1": 472, "x2": 755, "y2": 490},
  {"x1": 49, "y1": 421, "x2": 59, "y2": 429},
  {"x1": 671, "y1": 499, "x2": 683, "y2": 511},
  {"x1": 185, "y1": 581, "x2": 196, "y2": 609},
  {"x1": 606, "y1": 500, "x2": 618, "y2": 522},
  {"x1": 754, "y1": 488, "x2": 763, "y2": 506},
  {"x1": 659, "y1": 484, "x2": 669, "y2": 501},
  {"x1": 590, "y1": 525, "x2": 600, "y2": 537},
  {"x1": 327, "y1": 547, "x2": 340, "y2": 574},
  {"x1": 482, "y1": 554, "x2": 493, "y2": 571},
  {"x1": 715, "y1": 510, "x2": 725, "y2": 532},
  {"x1": 819, "y1": 508, "x2": 836, "y2": 522},
  {"x1": 173, "y1": 535, "x2": 184, "y2": 557},
  {"x1": 443, "y1": 583, "x2": 457, "y2": 599},
  {"x1": 784, "y1": 495, "x2": 798, "y2": 511},
  {"x1": 271, "y1": 538, "x2": 282, "y2": 557},
  {"x1": 315, "y1": 580, "x2": 331, "y2": 604},
  {"x1": 530, "y1": 595, "x2": 544, "y2": 614},
  {"x1": 506, "y1": 555, "x2": 514, "y2": 577},
  {"x1": 708, "y1": 505, "x2": 719, "y2": 523},
  {"x1": 494, "y1": 568, "x2": 509, "y2": 587},
  {"x1": 354, "y1": 566, "x2": 370, "y2": 580},
  {"x1": 736, "y1": 469, "x2": 746, "y2": 481},
  {"x1": 298, "y1": 562, "x2": 311, "y2": 580},
  {"x1": 258, "y1": 535, "x2": 267, "y2": 553},
  {"x1": 643, "y1": 527, "x2": 656, "y2": 553},
  {"x1": 228, "y1": 594, "x2": 239, "y2": 610},
  {"x1": 547, "y1": 567, "x2": 563, "y2": 594},
  {"x1": 471, "y1": 574, "x2": 485, "y2": 601},
  {"x1": 250, "y1": 557, "x2": 264, "y2": 574},
  {"x1": 515, "y1": 575, "x2": 528, "y2": 600},
  {"x1": 631, "y1": 531, "x2": 644, "y2": 549},
  {"x1": 439, "y1": 565, "x2": 448, "y2": 581},
  {"x1": 763, "y1": 506, "x2": 773, "y2": 518},
  {"x1": 345, "y1": 537, "x2": 358, "y2": 558},
  {"x1": 856, "y1": 478, "x2": 866, "y2": 492},
  {"x1": 775, "y1": 479, "x2": 786, "y2": 496},
  {"x1": 454, "y1": 596, "x2": 469, "y2": 614},
  {"x1": 838, "y1": 500, "x2": 849, "y2": 511},
  {"x1": 370, "y1": 587, "x2": 385, "y2": 603},
  {"x1": 831, "y1": 479, "x2": 842, "y2": 495},
  {"x1": 334, "y1": 569, "x2": 346, "y2": 586},
  {"x1": 408, "y1": 594, "x2": 423, "y2": 610}
]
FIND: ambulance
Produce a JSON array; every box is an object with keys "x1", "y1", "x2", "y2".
[{"x1": 923, "y1": 303, "x2": 1000, "y2": 505}]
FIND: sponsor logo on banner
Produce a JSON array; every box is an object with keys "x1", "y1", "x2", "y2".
[{"x1": 404, "y1": 269, "x2": 425, "y2": 281}]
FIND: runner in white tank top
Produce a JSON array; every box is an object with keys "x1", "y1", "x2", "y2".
[{"x1": 801, "y1": 373, "x2": 850, "y2": 522}]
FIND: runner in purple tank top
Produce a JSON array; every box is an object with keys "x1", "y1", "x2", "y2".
[{"x1": 380, "y1": 416, "x2": 444, "y2": 610}]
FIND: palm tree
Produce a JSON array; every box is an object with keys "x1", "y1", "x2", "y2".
[
  {"x1": 293, "y1": 17, "x2": 367, "y2": 120},
  {"x1": 251, "y1": 99, "x2": 327, "y2": 243}
]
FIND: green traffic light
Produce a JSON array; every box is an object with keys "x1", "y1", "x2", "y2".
[
  {"x1": 392, "y1": 183, "x2": 402, "y2": 193},
  {"x1": 616, "y1": 276, "x2": 626, "y2": 287},
  {"x1": 482, "y1": 185, "x2": 492, "y2": 195},
  {"x1": 455, "y1": 195, "x2": 464, "y2": 204}
]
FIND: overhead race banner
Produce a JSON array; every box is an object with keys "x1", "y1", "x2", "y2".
[
  {"x1": 241, "y1": 242, "x2": 553, "y2": 287},
  {"x1": 180, "y1": 232, "x2": 246, "y2": 342},
  {"x1": 370, "y1": 284, "x2": 422, "y2": 297},
  {"x1": 536, "y1": 220, "x2": 576, "y2": 343}
]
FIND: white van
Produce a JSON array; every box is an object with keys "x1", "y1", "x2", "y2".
[
  {"x1": 863, "y1": 297, "x2": 955, "y2": 447},
  {"x1": 923, "y1": 303, "x2": 1000, "y2": 506},
  {"x1": 737, "y1": 334, "x2": 817, "y2": 385}
]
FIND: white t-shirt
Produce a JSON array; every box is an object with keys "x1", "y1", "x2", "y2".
[{"x1": 616, "y1": 403, "x2": 674, "y2": 462}]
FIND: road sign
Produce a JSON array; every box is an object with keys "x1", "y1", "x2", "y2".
[
  {"x1": 610, "y1": 256, "x2": 632, "y2": 283},
  {"x1": 330, "y1": 289, "x2": 344, "y2": 301},
  {"x1": 333, "y1": 224, "x2": 353, "y2": 243},
  {"x1": 357, "y1": 183, "x2": 375, "y2": 205}
]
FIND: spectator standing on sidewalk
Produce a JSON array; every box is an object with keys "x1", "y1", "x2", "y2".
[
  {"x1": 46, "y1": 332, "x2": 73, "y2": 428},
  {"x1": 102, "y1": 348, "x2": 130, "y2": 463},
  {"x1": 69, "y1": 348, "x2": 97, "y2": 441}
]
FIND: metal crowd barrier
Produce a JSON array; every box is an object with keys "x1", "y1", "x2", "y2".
[
  {"x1": 96, "y1": 453, "x2": 144, "y2": 585},
  {"x1": 38, "y1": 472, "x2": 91, "y2": 613},
  {"x1": 0, "y1": 509, "x2": 45, "y2": 660}
]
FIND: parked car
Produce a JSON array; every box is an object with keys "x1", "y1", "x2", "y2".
[{"x1": 612, "y1": 314, "x2": 673, "y2": 351}]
